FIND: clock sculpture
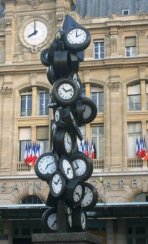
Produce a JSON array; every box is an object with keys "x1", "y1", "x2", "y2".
[{"x1": 34, "y1": 15, "x2": 98, "y2": 233}]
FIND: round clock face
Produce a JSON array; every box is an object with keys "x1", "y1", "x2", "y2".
[
  {"x1": 73, "y1": 184, "x2": 83, "y2": 203},
  {"x1": 67, "y1": 28, "x2": 87, "y2": 45},
  {"x1": 52, "y1": 78, "x2": 80, "y2": 106},
  {"x1": 71, "y1": 152, "x2": 93, "y2": 181},
  {"x1": 23, "y1": 20, "x2": 48, "y2": 46},
  {"x1": 64, "y1": 132, "x2": 72, "y2": 154},
  {"x1": 58, "y1": 83, "x2": 74, "y2": 100},
  {"x1": 49, "y1": 172, "x2": 66, "y2": 197},
  {"x1": 34, "y1": 152, "x2": 58, "y2": 181},
  {"x1": 81, "y1": 183, "x2": 98, "y2": 209},
  {"x1": 41, "y1": 208, "x2": 57, "y2": 232},
  {"x1": 64, "y1": 27, "x2": 91, "y2": 51},
  {"x1": 59, "y1": 157, "x2": 74, "y2": 180}
]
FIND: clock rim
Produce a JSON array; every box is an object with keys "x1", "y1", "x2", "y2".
[{"x1": 19, "y1": 17, "x2": 51, "y2": 48}]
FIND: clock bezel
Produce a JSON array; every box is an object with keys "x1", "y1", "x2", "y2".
[{"x1": 19, "y1": 17, "x2": 51, "y2": 49}]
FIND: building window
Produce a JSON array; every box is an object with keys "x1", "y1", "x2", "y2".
[
  {"x1": 91, "y1": 125, "x2": 104, "y2": 159},
  {"x1": 19, "y1": 127, "x2": 31, "y2": 161},
  {"x1": 18, "y1": 195, "x2": 43, "y2": 204},
  {"x1": 127, "y1": 83, "x2": 141, "y2": 111},
  {"x1": 93, "y1": 40, "x2": 104, "y2": 59},
  {"x1": 91, "y1": 85, "x2": 104, "y2": 113},
  {"x1": 20, "y1": 90, "x2": 32, "y2": 116},
  {"x1": 127, "y1": 123, "x2": 141, "y2": 157},
  {"x1": 38, "y1": 89, "x2": 49, "y2": 115},
  {"x1": 122, "y1": 9, "x2": 129, "y2": 15},
  {"x1": 125, "y1": 37, "x2": 136, "y2": 57},
  {"x1": 36, "y1": 126, "x2": 49, "y2": 154}
]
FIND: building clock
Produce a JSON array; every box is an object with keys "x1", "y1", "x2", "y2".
[{"x1": 19, "y1": 18, "x2": 49, "y2": 51}]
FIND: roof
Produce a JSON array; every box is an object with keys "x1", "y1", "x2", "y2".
[{"x1": 75, "y1": 0, "x2": 148, "y2": 17}]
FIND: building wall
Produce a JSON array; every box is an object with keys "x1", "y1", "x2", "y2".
[{"x1": 1, "y1": 0, "x2": 148, "y2": 243}]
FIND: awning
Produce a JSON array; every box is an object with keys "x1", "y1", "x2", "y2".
[{"x1": 0, "y1": 202, "x2": 148, "y2": 220}]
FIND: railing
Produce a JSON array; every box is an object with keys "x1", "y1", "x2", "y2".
[
  {"x1": 127, "y1": 158, "x2": 143, "y2": 168},
  {"x1": 92, "y1": 159, "x2": 104, "y2": 171},
  {"x1": 17, "y1": 162, "x2": 31, "y2": 171},
  {"x1": 17, "y1": 159, "x2": 104, "y2": 172}
]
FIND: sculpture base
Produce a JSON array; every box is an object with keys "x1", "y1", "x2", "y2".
[{"x1": 32, "y1": 232, "x2": 101, "y2": 244}]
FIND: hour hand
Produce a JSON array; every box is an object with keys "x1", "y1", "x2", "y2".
[{"x1": 28, "y1": 30, "x2": 38, "y2": 37}]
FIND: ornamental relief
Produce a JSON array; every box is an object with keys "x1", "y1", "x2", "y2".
[
  {"x1": 108, "y1": 81, "x2": 120, "y2": 92},
  {"x1": 27, "y1": 0, "x2": 42, "y2": 8}
]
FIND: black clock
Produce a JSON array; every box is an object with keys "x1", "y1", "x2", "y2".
[
  {"x1": 46, "y1": 65, "x2": 56, "y2": 85},
  {"x1": 62, "y1": 107, "x2": 83, "y2": 140},
  {"x1": 72, "y1": 207, "x2": 87, "y2": 231},
  {"x1": 34, "y1": 152, "x2": 58, "y2": 181},
  {"x1": 51, "y1": 77, "x2": 80, "y2": 106},
  {"x1": 65, "y1": 179, "x2": 85, "y2": 208},
  {"x1": 52, "y1": 127, "x2": 77, "y2": 156},
  {"x1": 59, "y1": 156, "x2": 75, "y2": 181},
  {"x1": 77, "y1": 97, "x2": 97, "y2": 125},
  {"x1": 70, "y1": 151, "x2": 93, "y2": 181},
  {"x1": 64, "y1": 27, "x2": 91, "y2": 52},
  {"x1": 81, "y1": 182, "x2": 98, "y2": 210},
  {"x1": 49, "y1": 171, "x2": 66, "y2": 198},
  {"x1": 41, "y1": 208, "x2": 57, "y2": 232}
]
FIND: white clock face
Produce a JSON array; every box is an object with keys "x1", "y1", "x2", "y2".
[
  {"x1": 72, "y1": 159, "x2": 86, "y2": 177},
  {"x1": 47, "y1": 213, "x2": 57, "y2": 231},
  {"x1": 64, "y1": 132, "x2": 72, "y2": 153},
  {"x1": 81, "y1": 186, "x2": 93, "y2": 207},
  {"x1": 62, "y1": 159, "x2": 74, "y2": 179},
  {"x1": 23, "y1": 20, "x2": 48, "y2": 46},
  {"x1": 73, "y1": 185, "x2": 83, "y2": 202},
  {"x1": 82, "y1": 105, "x2": 92, "y2": 119},
  {"x1": 67, "y1": 29, "x2": 87, "y2": 44},
  {"x1": 38, "y1": 155, "x2": 57, "y2": 175},
  {"x1": 52, "y1": 174, "x2": 62, "y2": 194},
  {"x1": 58, "y1": 83, "x2": 74, "y2": 100}
]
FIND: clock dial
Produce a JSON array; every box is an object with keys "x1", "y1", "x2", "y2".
[
  {"x1": 23, "y1": 20, "x2": 48, "y2": 46},
  {"x1": 58, "y1": 83, "x2": 74, "y2": 100},
  {"x1": 67, "y1": 29, "x2": 87, "y2": 45},
  {"x1": 71, "y1": 152, "x2": 93, "y2": 181},
  {"x1": 64, "y1": 27, "x2": 91, "y2": 51},
  {"x1": 49, "y1": 171, "x2": 66, "y2": 197},
  {"x1": 59, "y1": 156, "x2": 74, "y2": 180},
  {"x1": 41, "y1": 208, "x2": 57, "y2": 232},
  {"x1": 73, "y1": 184, "x2": 83, "y2": 203},
  {"x1": 77, "y1": 97, "x2": 97, "y2": 125},
  {"x1": 51, "y1": 78, "x2": 80, "y2": 106},
  {"x1": 81, "y1": 183, "x2": 98, "y2": 210},
  {"x1": 34, "y1": 152, "x2": 58, "y2": 181},
  {"x1": 64, "y1": 132, "x2": 72, "y2": 154},
  {"x1": 65, "y1": 179, "x2": 84, "y2": 207}
]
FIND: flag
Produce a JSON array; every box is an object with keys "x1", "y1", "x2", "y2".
[
  {"x1": 24, "y1": 142, "x2": 40, "y2": 166},
  {"x1": 84, "y1": 140, "x2": 89, "y2": 156},
  {"x1": 139, "y1": 137, "x2": 146, "y2": 158},
  {"x1": 90, "y1": 140, "x2": 95, "y2": 159},
  {"x1": 24, "y1": 143, "x2": 29, "y2": 164},
  {"x1": 136, "y1": 138, "x2": 140, "y2": 157}
]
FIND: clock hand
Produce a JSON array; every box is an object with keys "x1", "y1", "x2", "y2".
[
  {"x1": 28, "y1": 30, "x2": 38, "y2": 38},
  {"x1": 45, "y1": 161, "x2": 54, "y2": 170},
  {"x1": 51, "y1": 220, "x2": 56, "y2": 227}
]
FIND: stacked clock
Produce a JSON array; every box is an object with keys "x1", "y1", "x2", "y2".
[{"x1": 34, "y1": 15, "x2": 98, "y2": 233}]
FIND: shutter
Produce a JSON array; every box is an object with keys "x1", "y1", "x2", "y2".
[
  {"x1": 36, "y1": 126, "x2": 49, "y2": 140},
  {"x1": 127, "y1": 84, "x2": 140, "y2": 95},
  {"x1": 19, "y1": 128, "x2": 31, "y2": 140}
]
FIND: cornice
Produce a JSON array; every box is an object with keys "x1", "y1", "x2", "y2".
[
  {"x1": 0, "y1": 63, "x2": 46, "y2": 74},
  {"x1": 80, "y1": 56, "x2": 148, "y2": 70}
]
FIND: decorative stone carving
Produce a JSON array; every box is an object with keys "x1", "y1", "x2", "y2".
[
  {"x1": 108, "y1": 81, "x2": 120, "y2": 91},
  {"x1": 27, "y1": 0, "x2": 42, "y2": 9}
]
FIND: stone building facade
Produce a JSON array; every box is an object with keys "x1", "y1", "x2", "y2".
[{"x1": 0, "y1": 0, "x2": 148, "y2": 243}]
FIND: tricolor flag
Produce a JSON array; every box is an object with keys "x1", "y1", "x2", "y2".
[
  {"x1": 136, "y1": 138, "x2": 140, "y2": 157},
  {"x1": 24, "y1": 142, "x2": 41, "y2": 166}
]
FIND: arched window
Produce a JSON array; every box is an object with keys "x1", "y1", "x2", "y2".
[{"x1": 18, "y1": 195, "x2": 44, "y2": 204}]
